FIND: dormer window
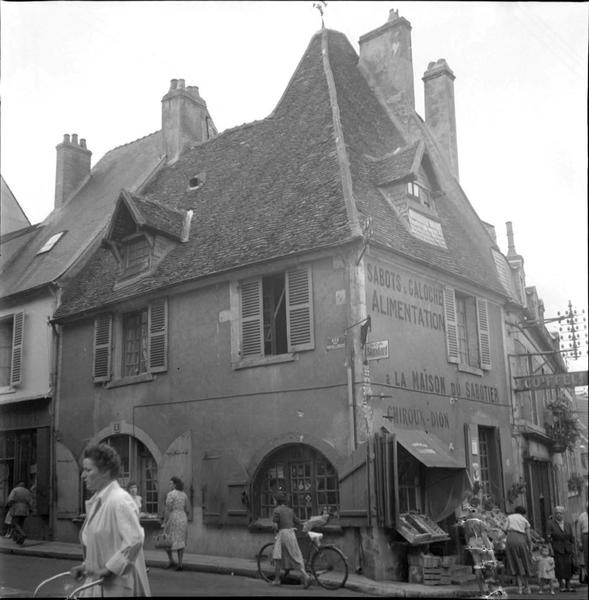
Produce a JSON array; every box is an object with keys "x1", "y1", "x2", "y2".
[
  {"x1": 407, "y1": 181, "x2": 434, "y2": 211},
  {"x1": 123, "y1": 236, "x2": 151, "y2": 277}
]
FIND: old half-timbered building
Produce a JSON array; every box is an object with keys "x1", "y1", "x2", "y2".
[{"x1": 52, "y1": 11, "x2": 524, "y2": 580}]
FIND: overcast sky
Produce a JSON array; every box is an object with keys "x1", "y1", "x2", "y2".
[{"x1": 1, "y1": 1, "x2": 587, "y2": 372}]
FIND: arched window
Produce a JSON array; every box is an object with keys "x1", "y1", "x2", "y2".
[
  {"x1": 254, "y1": 444, "x2": 339, "y2": 520},
  {"x1": 96, "y1": 435, "x2": 159, "y2": 514}
]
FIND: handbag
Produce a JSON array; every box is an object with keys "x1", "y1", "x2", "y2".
[{"x1": 154, "y1": 530, "x2": 172, "y2": 549}]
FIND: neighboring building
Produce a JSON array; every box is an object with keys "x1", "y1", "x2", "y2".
[
  {"x1": 0, "y1": 83, "x2": 216, "y2": 539},
  {"x1": 52, "y1": 12, "x2": 526, "y2": 579},
  {"x1": 499, "y1": 221, "x2": 581, "y2": 537},
  {"x1": 0, "y1": 176, "x2": 31, "y2": 239}
]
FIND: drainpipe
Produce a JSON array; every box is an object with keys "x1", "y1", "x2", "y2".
[{"x1": 48, "y1": 285, "x2": 63, "y2": 540}]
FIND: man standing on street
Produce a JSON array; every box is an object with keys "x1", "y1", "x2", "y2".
[
  {"x1": 7, "y1": 481, "x2": 32, "y2": 545},
  {"x1": 577, "y1": 502, "x2": 589, "y2": 584}
]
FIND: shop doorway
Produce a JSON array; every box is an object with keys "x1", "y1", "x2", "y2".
[{"x1": 525, "y1": 459, "x2": 553, "y2": 537}]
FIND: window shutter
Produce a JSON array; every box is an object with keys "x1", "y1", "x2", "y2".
[
  {"x1": 476, "y1": 298, "x2": 492, "y2": 370},
  {"x1": 93, "y1": 314, "x2": 112, "y2": 382},
  {"x1": 240, "y1": 279, "x2": 263, "y2": 357},
  {"x1": 443, "y1": 287, "x2": 459, "y2": 364},
  {"x1": 374, "y1": 431, "x2": 395, "y2": 528},
  {"x1": 149, "y1": 298, "x2": 168, "y2": 373},
  {"x1": 286, "y1": 267, "x2": 314, "y2": 352},
  {"x1": 338, "y1": 441, "x2": 370, "y2": 527},
  {"x1": 10, "y1": 312, "x2": 24, "y2": 385}
]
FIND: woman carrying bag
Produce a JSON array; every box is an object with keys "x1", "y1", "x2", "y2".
[{"x1": 160, "y1": 476, "x2": 190, "y2": 571}]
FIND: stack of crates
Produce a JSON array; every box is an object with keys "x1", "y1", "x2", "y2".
[{"x1": 407, "y1": 553, "x2": 476, "y2": 586}]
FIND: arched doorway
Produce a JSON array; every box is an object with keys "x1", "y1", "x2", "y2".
[
  {"x1": 85, "y1": 435, "x2": 159, "y2": 514},
  {"x1": 254, "y1": 444, "x2": 339, "y2": 520}
]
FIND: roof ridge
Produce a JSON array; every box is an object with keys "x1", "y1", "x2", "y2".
[
  {"x1": 95, "y1": 130, "x2": 161, "y2": 164},
  {"x1": 320, "y1": 28, "x2": 361, "y2": 237}
]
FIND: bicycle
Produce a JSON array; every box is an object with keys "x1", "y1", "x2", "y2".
[
  {"x1": 257, "y1": 527, "x2": 348, "y2": 590},
  {"x1": 33, "y1": 571, "x2": 104, "y2": 599}
]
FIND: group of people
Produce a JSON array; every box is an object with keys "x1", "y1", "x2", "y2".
[
  {"x1": 67, "y1": 443, "x2": 190, "y2": 597},
  {"x1": 503, "y1": 503, "x2": 588, "y2": 594}
]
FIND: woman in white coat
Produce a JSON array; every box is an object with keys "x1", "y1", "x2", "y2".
[{"x1": 70, "y1": 443, "x2": 150, "y2": 597}]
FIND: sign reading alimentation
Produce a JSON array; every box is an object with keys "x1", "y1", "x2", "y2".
[{"x1": 514, "y1": 370, "x2": 588, "y2": 391}]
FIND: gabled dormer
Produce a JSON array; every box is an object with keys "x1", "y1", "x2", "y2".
[
  {"x1": 369, "y1": 141, "x2": 447, "y2": 248},
  {"x1": 103, "y1": 190, "x2": 192, "y2": 285}
]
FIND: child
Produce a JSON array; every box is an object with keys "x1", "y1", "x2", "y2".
[{"x1": 536, "y1": 545, "x2": 556, "y2": 595}]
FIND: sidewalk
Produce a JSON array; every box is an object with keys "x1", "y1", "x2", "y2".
[{"x1": 0, "y1": 536, "x2": 501, "y2": 597}]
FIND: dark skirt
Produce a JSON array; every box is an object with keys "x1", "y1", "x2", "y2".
[
  {"x1": 505, "y1": 530, "x2": 533, "y2": 576},
  {"x1": 554, "y1": 550, "x2": 574, "y2": 581}
]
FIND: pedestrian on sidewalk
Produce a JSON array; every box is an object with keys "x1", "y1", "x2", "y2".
[
  {"x1": 547, "y1": 505, "x2": 575, "y2": 592},
  {"x1": 576, "y1": 502, "x2": 588, "y2": 585},
  {"x1": 6, "y1": 481, "x2": 32, "y2": 545},
  {"x1": 271, "y1": 492, "x2": 311, "y2": 589},
  {"x1": 504, "y1": 505, "x2": 533, "y2": 595},
  {"x1": 161, "y1": 476, "x2": 190, "y2": 571},
  {"x1": 70, "y1": 443, "x2": 151, "y2": 597}
]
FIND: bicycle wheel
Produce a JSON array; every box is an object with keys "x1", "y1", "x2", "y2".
[
  {"x1": 257, "y1": 542, "x2": 276, "y2": 583},
  {"x1": 311, "y1": 545, "x2": 348, "y2": 590}
]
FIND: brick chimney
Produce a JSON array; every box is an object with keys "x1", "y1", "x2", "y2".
[
  {"x1": 54, "y1": 134, "x2": 92, "y2": 208},
  {"x1": 161, "y1": 79, "x2": 216, "y2": 164},
  {"x1": 423, "y1": 59, "x2": 459, "y2": 179},
  {"x1": 358, "y1": 9, "x2": 415, "y2": 109}
]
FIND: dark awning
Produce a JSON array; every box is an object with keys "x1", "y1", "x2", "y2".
[{"x1": 394, "y1": 429, "x2": 465, "y2": 469}]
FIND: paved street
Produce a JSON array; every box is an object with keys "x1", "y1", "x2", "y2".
[{"x1": 0, "y1": 554, "x2": 367, "y2": 597}]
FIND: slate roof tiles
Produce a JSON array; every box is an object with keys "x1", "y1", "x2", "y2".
[{"x1": 55, "y1": 28, "x2": 509, "y2": 319}]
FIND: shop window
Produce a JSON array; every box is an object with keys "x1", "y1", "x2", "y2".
[
  {"x1": 0, "y1": 313, "x2": 24, "y2": 387},
  {"x1": 0, "y1": 429, "x2": 49, "y2": 516},
  {"x1": 239, "y1": 267, "x2": 314, "y2": 361},
  {"x1": 478, "y1": 426, "x2": 502, "y2": 505},
  {"x1": 96, "y1": 435, "x2": 159, "y2": 515},
  {"x1": 443, "y1": 287, "x2": 491, "y2": 371},
  {"x1": 397, "y1": 446, "x2": 423, "y2": 513},
  {"x1": 254, "y1": 444, "x2": 339, "y2": 521},
  {"x1": 93, "y1": 298, "x2": 167, "y2": 383}
]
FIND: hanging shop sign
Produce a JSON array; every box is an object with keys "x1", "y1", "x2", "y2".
[{"x1": 514, "y1": 370, "x2": 588, "y2": 392}]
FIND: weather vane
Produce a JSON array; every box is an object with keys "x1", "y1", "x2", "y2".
[{"x1": 313, "y1": 1, "x2": 327, "y2": 29}]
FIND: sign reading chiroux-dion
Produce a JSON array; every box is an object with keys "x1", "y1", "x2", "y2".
[
  {"x1": 366, "y1": 261, "x2": 445, "y2": 332},
  {"x1": 514, "y1": 370, "x2": 588, "y2": 391}
]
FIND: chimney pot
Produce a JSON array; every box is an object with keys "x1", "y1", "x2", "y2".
[
  {"x1": 170, "y1": 78, "x2": 178, "y2": 91},
  {"x1": 54, "y1": 134, "x2": 91, "y2": 208},
  {"x1": 162, "y1": 80, "x2": 216, "y2": 163},
  {"x1": 388, "y1": 8, "x2": 399, "y2": 21},
  {"x1": 506, "y1": 221, "x2": 517, "y2": 256}
]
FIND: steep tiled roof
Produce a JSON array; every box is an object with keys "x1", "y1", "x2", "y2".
[
  {"x1": 1, "y1": 175, "x2": 31, "y2": 236},
  {"x1": 55, "y1": 28, "x2": 509, "y2": 319},
  {"x1": 0, "y1": 132, "x2": 164, "y2": 298},
  {"x1": 368, "y1": 142, "x2": 422, "y2": 186}
]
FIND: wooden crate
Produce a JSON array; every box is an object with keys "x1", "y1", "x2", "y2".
[
  {"x1": 423, "y1": 567, "x2": 442, "y2": 586},
  {"x1": 408, "y1": 565, "x2": 423, "y2": 584},
  {"x1": 422, "y1": 554, "x2": 441, "y2": 568}
]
